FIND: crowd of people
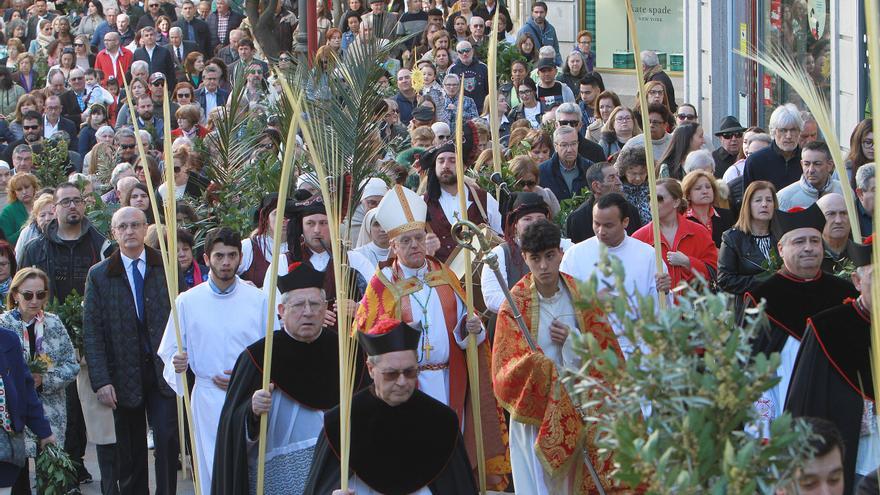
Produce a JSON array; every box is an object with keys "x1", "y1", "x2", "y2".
[{"x1": 0, "y1": 0, "x2": 869, "y2": 493}]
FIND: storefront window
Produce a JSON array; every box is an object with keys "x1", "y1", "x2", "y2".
[
  {"x1": 761, "y1": 0, "x2": 831, "y2": 122},
  {"x1": 593, "y1": 0, "x2": 684, "y2": 71}
]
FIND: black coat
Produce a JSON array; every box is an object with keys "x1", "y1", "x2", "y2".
[
  {"x1": 742, "y1": 142, "x2": 802, "y2": 192},
  {"x1": 59, "y1": 90, "x2": 85, "y2": 127},
  {"x1": 172, "y1": 17, "x2": 212, "y2": 57},
  {"x1": 19, "y1": 218, "x2": 111, "y2": 303},
  {"x1": 566, "y1": 195, "x2": 643, "y2": 243},
  {"x1": 578, "y1": 133, "x2": 607, "y2": 163},
  {"x1": 50, "y1": 115, "x2": 80, "y2": 141},
  {"x1": 686, "y1": 208, "x2": 735, "y2": 248},
  {"x1": 132, "y1": 44, "x2": 177, "y2": 89},
  {"x1": 717, "y1": 228, "x2": 775, "y2": 317},
  {"x1": 83, "y1": 247, "x2": 177, "y2": 408}
]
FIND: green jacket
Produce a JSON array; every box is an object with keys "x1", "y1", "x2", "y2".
[{"x1": 0, "y1": 200, "x2": 28, "y2": 246}]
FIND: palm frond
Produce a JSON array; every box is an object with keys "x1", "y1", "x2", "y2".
[{"x1": 739, "y1": 42, "x2": 862, "y2": 241}]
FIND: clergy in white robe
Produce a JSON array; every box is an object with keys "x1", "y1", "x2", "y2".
[
  {"x1": 493, "y1": 219, "x2": 625, "y2": 494},
  {"x1": 213, "y1": 261, "x2": 368, "y2": 495},
  {"x1": 158, "y1": 229, "x2": 269, "y2": 495}
]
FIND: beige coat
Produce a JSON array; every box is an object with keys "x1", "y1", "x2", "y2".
[{"x1": 77, "y1": 356, "x2": 116, "y2": 445}]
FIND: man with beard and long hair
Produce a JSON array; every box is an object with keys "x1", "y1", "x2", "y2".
[
  {"x1": 20, "y1": 182, "x2": 113, "y2": 488},
  {"x1": 158, "y1": 227, "x2": 269, "y2": 495},
  {"x1": 421, "y1": 121, "x2": 503, "y2": 262}
]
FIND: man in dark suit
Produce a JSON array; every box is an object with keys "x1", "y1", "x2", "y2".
[
  {"x1": 43, "y1": 95, "x2": 79, "y2": 141},
  {"x1": 132, "y1": 26, "x2": 177, "y2": 89},
  {"x1": 165, "y1": 27, "x2": 198, "y2": 73},
  {"x1": 173, "y1": 0, "x2": 212, "y2": 57},
  {"x1": 195, "y1": 66, "x2": 229, "y2": 119},
  {"x1": 207, "y1": 0, "x2": 244, "y2": 54},
  {"x1": 25, "y1": 0, "x2": 56, "y2": 44},
  {"x1": 83, "y1": 206, "x2": 179, "y2": 495},
  {"x1": 58, "y1": 68, "x2": 91, "y2": 127},
  {"x1": 566, "y1": 158, "x2": 643, "y2": 243}
]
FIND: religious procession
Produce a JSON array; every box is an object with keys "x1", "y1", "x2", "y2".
[{"x1": 0, "y1": 0, "x2": 872, "y2": 493}]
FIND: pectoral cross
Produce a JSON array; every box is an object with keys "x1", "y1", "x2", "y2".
[{"x1": 422, "y1": 340, "x2": 434, "y2": 361}]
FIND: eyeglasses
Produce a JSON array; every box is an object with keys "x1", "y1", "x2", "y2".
[
  {"x1": 286, "y1": 299, "x2": 326, "y2": 313},
  {"x1": 676, "y1": 113, "x2": 696, "y2": 121},
  {"x1": 177, "y1": 92, "x2": 191, "y2": 98},
  {"x1": 113, "y1": 221, "x2": 145, "y2": 231},
  {"x1": 518, "y1": 88, "x2": 533, "y2": 94},
  {"x1": 151, "y1": 80, "x2": 165, "y2": 86},
  {"x1": 457, "y1": 48, "x2": 471, "y2": 54},
  {"x1": 74, "y1": 43, "x2": 84, "y2": 47},
  {"x1": 22, "y1": 124, "x2": 39, "y2": 130},
  {"x1": 519, "y1": 179, "x2": 537, "y2": 188},
  {"x1": 558, "y1": 119, "x2": 579, "y2": 127},
  {"x1": 18, "y1": 290, "x2": 47, "y2": 301},
  {"x1": 614, "y1": 115, "x2": 632, "y2": 122},
  {"x1": 647, "y1": 89, "x2": 664, "y2": 96},
  {"x1": 120, "y1": 143, "x2": 136, "y2": 149},
  {"x1": 377, "y1": 367, "x2": 419, "y2": 381},
  {"x1": 279, "y1": 56, "x2": 292, "y2": 62},
  {"x1": 721, "y1": 132, "x2": 743, "y2": 139},
  {"x1": 57, "y1": 197, "x2": 84, "y2": 207}
]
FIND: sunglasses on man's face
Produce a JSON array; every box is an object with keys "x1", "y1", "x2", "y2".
[
  {"x1": 18, "y1": 290, "x2": 47, "y2": 301},
  {"x1": 676, "y1": 113, "x2": 696, "y2": 121},
  {"x1": 721, "y1": 132, "x2": 743, "y2": 139},
  {"x1": 457, "y1": 48, "x2": 471, "y2": 54},
  {"x1": 558, "y1": 119, "x2": 579, "y2": 127},
  {"x1": 120, "y1": 143, "x2": 136, "y2": 149}
]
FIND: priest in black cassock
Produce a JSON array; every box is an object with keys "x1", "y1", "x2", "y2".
[
  {"x1": 303, "y1": 319, "x2": 478, "y2": 495},
  {"x1": 212, "y1": 261, "x2": 368, "y2": 495},
  {"x1": 786, "y1": 240, "x2": 879, "y2": 493},
  {"x1": 744, "y1": 203, "x2": 858, "y2": 438}
]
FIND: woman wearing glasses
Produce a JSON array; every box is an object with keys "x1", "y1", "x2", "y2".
[
  {"x1": 0, "y1": 268, "x2": 78, "y2": 493},
  {"x1": 598, "y1": 106, "x2": 641, "y2": 158},
  {"x1": 509, "y1": 155, "x2": 560, "y2": 217}
]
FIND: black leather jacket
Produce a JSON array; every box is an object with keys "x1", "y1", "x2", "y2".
[{"x1": 717, "y1": 228, "x2": 777, "y2": 297}]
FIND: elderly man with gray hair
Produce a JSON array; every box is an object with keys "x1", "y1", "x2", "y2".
[
  {"x1": 538, "y1": 125, "x2": 596, "y2": 201},
  {"x1": 856, "y1": 162, "x2": 876, "y2": 237},
  {"x1": 447, "y1": 40, "x2": 489, "y2": 112},
  {"x1": 743, "y1": 103, "x2": 805, "y2": 191},
  {"x1": 441, "y1": 73, "x2": 478, "y2": 131},
  {"x1": 555, "y1": 101, "x2": 606, "y2": 163},
  {"x1": 641, "y1": 50, "x2": 676, "y2": 111}
]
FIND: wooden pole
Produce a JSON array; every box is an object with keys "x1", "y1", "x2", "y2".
[
  {"x1": 864, "y1": 0, "x2": 880, "y2": 417},
  {"x1": 119, "y1": 72, "x2": 202, "y2": 494},
  {"x1": 623, "y1": 0, "x2": 665, "y2": 308},
  {"x1": 487, "y1": 7, "x2": 502, "y2": 199},
  {"x1": 454, "y1": 82, "x2": 487, "y2": 494},
  {"x1": 254, "y1": 74, "x2": 300, "y2": 494}
]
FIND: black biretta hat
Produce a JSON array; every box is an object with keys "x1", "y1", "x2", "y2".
[
  {"x1": 358, "y1": 319, "x2": 421, "y2": 356},
  {"x1": 277, "y1": 261, "x2": 326, "y2": 293},
  {"x1": 770, "y1": 203, "x2": 826, "y2": 240}
]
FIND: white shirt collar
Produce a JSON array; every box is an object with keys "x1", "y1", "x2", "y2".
[{"x1": 120, "y1": 248, "x2": 147, "y2": 268}]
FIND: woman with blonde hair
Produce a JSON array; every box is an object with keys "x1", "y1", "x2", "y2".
[
  {"x1": 598, "y1": 106, "x2": 641, "y2": 157},
  {"x1": 0, "y1": 267, "x2": 78, "y2": 490},
  {"x1": 14, "y1": 194, "x2": 55, "y2": 262}
]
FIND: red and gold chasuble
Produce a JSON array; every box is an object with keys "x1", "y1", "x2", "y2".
[
  {"x1": 355, "y1": 256, "x2": 510, "y2": 484},
  {"x1": 492, "y1": 273, "x2": 627, "y2": 494}
]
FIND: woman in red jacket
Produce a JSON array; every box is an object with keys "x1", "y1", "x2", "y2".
[{"x1": 633, "y1": 178, "x2": 718, "y2": 290}]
